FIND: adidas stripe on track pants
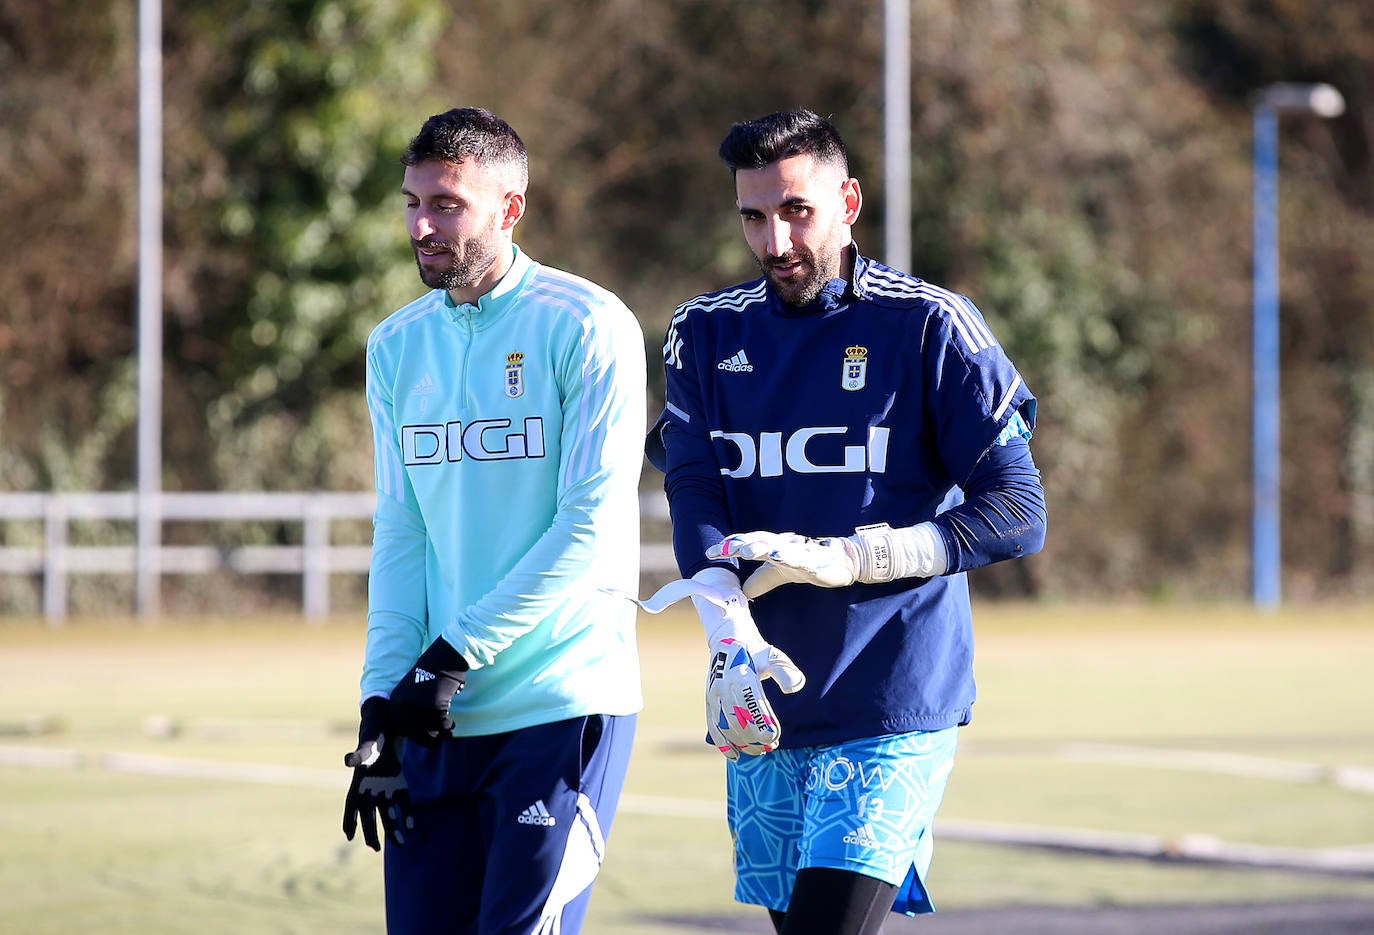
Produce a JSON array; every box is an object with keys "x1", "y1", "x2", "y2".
[{"x1": 383, "y1": 713, "x2": 636, "y2": 935}]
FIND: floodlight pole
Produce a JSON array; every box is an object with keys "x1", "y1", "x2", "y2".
[
  {"x1": 1250, "y1": 83, "x2": 1343, "y2": 609},
  {"x1": 136, "y1": 0, "x2": 163, "y2": 617},
  {"x1": 883, "y1": 0, "x2": 911, "y2": 272}
]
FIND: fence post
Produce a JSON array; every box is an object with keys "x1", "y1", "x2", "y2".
[
  {"x1": 42, "y1": 495, "x2": 68, "y2": 625},
  {"x1": 303, "y1": 496, "x2": 329, "y2": 622}
]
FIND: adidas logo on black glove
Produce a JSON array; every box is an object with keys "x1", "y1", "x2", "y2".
[{"x1": 413, "y1": 668, "x2": 436, "y2": 683}]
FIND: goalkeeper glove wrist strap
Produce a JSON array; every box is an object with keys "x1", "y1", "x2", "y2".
[
  {"x1": 850, "y1": 521, "x2": 949, "y2": 582},
  {"x1": 688, "y1": 567, "x2": 754, "y2": 643}
]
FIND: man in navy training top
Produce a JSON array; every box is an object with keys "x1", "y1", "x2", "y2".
[
  {"x1": 340, "y1": 107, "x2": 647, "y2": 935},
  {"x1": 646, "y1": 109, "x2": 1047, "y2": 935}
]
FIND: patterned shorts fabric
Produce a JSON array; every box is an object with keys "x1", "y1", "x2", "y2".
[{"x1": 727, "y1": 726, "x2": 959, "y2": 916}]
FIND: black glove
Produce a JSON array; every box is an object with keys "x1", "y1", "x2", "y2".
[
  {"x1": 342, "y1": 697, "x2": 412, "y2": 851},
  {"x1": 387, "y1": 635, "x2": 469, "y2": 744}
]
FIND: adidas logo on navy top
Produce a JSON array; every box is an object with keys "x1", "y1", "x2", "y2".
[
  {"x1": 717, "y1": 350, "x2": 754, "y2": 373},
  {"x1": 413, "y1": 667, "x2": 435, "y2": 683},
  {"x1": 517, "y1": 800, "x2": 557, "y2": 827}
]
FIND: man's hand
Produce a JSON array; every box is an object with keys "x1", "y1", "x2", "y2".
[
  {"x1": 708, "y1": 531, "x2": 859, "y2": 598},
  {"x1": 387, "y1": 636, "x2": 469, "y2": 744},
  {"x1": 342, "y1": 697, "x2": 412, "y2": 851},
  {"x1": 709, "y1": 523, "x2": 947, "y2": 598},
  {"x1": 600, "y1": 572, "x2": 805, "y2": 759},
  {"x1": 691, "y1": 568, "x2": 805, "y2": 760}
]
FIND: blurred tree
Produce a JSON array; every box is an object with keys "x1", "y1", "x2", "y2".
[
  {"x1": 1, "y1": 0, "x2": 1369, "y2": 606},
  {"x1": 163, "y1": 0, "x2": 448, "y2": 491},
  {"x1": 0, "y1": 0, "x2": 448, "y2": 495},
  {"x1": 0, "y1": 0, "x2": 139, "y2": 492},
  {"x1": 1171, "y1": 0, "x2": 1374, "y2": 597},
  {"x1": 964, "y1": 2, "x2": 1265, "y2": 596},
  {"x1": 424, "y1": 0, "x2": 888, "y2": 412}
]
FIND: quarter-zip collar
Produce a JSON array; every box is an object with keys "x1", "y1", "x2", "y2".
[
  {"x1": 442, "y1": 245, "x2": 535, "y2": 329},
  {"x1": 848, "y1": 244, "x2": 875, "y2": 301},
  {"x1": 770, "y1": 242, "x2": 859, "y2": 318}
]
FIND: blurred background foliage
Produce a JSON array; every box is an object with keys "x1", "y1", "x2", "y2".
[{"x1": 1, "y1": 0, "x2": 1371, "y2": 604}]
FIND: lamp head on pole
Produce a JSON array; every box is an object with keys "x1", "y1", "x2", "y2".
[{"x1": 1255, "y1": 82, "x2": 1345, "y2": 118}]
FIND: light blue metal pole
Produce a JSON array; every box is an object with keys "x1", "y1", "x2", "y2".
[
  {"x1": 1248, "y1": 82, "x2": 1344, "y2": 608},
  {"x1": 1252, "y1": 104, "x2": 1281, "y2": 608}
]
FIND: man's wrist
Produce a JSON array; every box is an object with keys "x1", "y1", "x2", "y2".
[
  {"x1": 418, "y1": 635, "x2": 469, "y2": 673},
  {"x1": 691, "y1": 566, "x2": 742, "y2": 592},
  {"x1": 851, "y1": 522, "x2": 948, "y2": 582},
  {"x1": 357, "y1": 696, "x2": 389, "y2": 741},
  {"x1": 689, "y1": 567, "x2": 748, "y2": 641}
]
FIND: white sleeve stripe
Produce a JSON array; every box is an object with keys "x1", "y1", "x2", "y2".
[
  {"x1": 512, "y1": 269, "x2": 630, "y2": 483},
  {"x1": 866, "y1": 280, "x2": 988, "y2": 353},
  {"x1": 566, "y1": 308, "x2": 602, "y2": 483},
  {"x1": 946, "y1": 307, "x2": 987, "y2": 353},
  {"x1": 863, "y1": 273, "x2": 1000, "y2": 356},
  {"x1": 663, "y1": 306, "x2": 688, "y2": 369},
  {"x1": 664, "y1": 282, "x2": 768, "y2": 369},
  {"x1": 369, "y1": 399, "x2": 405, "y2": 502},
  {"x1": 992, "y1": 374, "x2": 1023, "y2": 421},
  {"x1": 679, "y1": 280, "x2": 768, "y2": 315},
  {"x1": 368, "y1": 296, "x2": 442, "y2": 347},
  {"x1": 924, "y1": 292, "x2": 987, "y2": 352},
  {"x1": 954, "y1": 293, "x2": 996, "y2": 349},
  {"x1": 528, "y1": 280, "x2": 593, "y2": 307},
  {"x1": 862, "y1": 267, "x2": 907, "y2": 290},
  {"x1": 664, "y1": 399, "x2": 690, "y2": 423},
  {"x1": 914, "y1": 286, "x2": 991, "y2": 353},
  {"x1": 663, "y1": 331, "x2": 684, "y2": 370}
]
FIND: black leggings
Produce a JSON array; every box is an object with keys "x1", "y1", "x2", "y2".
[{"x1": 767, "y1": 867, "x2": 898, "y2": 935}]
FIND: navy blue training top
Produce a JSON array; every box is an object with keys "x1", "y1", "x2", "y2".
[{"x1": 647, "y1": 248, "x2": 1041, "y2": 746}]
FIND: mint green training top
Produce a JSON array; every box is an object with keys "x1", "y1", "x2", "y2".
[{"x1": 362, "y1": 246, "x2": 646, "y2": 736}]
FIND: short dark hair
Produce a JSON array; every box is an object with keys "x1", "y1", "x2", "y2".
[
  {"x1": 402, "y1": 107, "x2": 529, "y2": 187},
  {"x1": 718, "y1": 109, "x2": 849, "y2": 176}
]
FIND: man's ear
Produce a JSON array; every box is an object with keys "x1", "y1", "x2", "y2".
[
  {"x1": 841, "y1": 177, "x2": 862, "y2": 226},
  {"x1": 502, "y1": 191, "x2": 527, "y2": 230}
]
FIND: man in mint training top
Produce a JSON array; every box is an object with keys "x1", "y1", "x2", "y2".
[{"x1": 340, "y1": 107, "x2": 647, "y2": 935}]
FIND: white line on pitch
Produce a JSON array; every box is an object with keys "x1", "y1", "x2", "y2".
[
  {"x1": 4, "y1": 743, "x2": 1374, "y2": 878},
  {"x1": 1058, "y1": 743, "x2": 1374, "y2": 795}
]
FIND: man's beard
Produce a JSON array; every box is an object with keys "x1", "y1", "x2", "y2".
[
  {"x1": 413, "y1": 234, "x2": 500, "y2": 292},
  {"x1": 757, "y1": 241, "x2": 841, "y2": 307}
]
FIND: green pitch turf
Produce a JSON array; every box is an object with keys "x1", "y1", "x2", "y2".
[{"x1": 1, "y1": 602, "x2": 1372, "y2": 934}]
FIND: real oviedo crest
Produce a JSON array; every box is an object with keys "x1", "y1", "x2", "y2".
[
  {"x1": 505, "y1": 351, "x2": 525, "y2": 398},
  {"x1": 842, "y1": 345, "x2": 868, "y2": 392}
]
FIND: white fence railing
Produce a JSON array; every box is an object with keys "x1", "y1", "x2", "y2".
[{"x1": 0, "y1": 491, "x2": 674, "y2": 623}]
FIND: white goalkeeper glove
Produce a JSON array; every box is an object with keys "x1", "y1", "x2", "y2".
[
  {"x1": 690, "y1": 568, "x2": 805, "y2": 759},
  {"x1": 619, "y1": 569, "x2": 805, "y2": 760},
  {"x1": 707, "y1": 522, "x2": 949, "y2": 599}
]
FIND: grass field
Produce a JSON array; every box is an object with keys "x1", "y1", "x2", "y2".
[{"x1": 2, "y1": 602, "x2": 1374, "y2": 934}]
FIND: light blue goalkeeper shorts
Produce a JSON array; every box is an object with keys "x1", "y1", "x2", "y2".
[{"x1": 726, "y1": 726, "x2": 958, "y2": 917}]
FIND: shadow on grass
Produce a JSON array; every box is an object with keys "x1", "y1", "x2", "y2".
[{"x1": 648, "y1": 899, "x2": 1374, "y2": 934}]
